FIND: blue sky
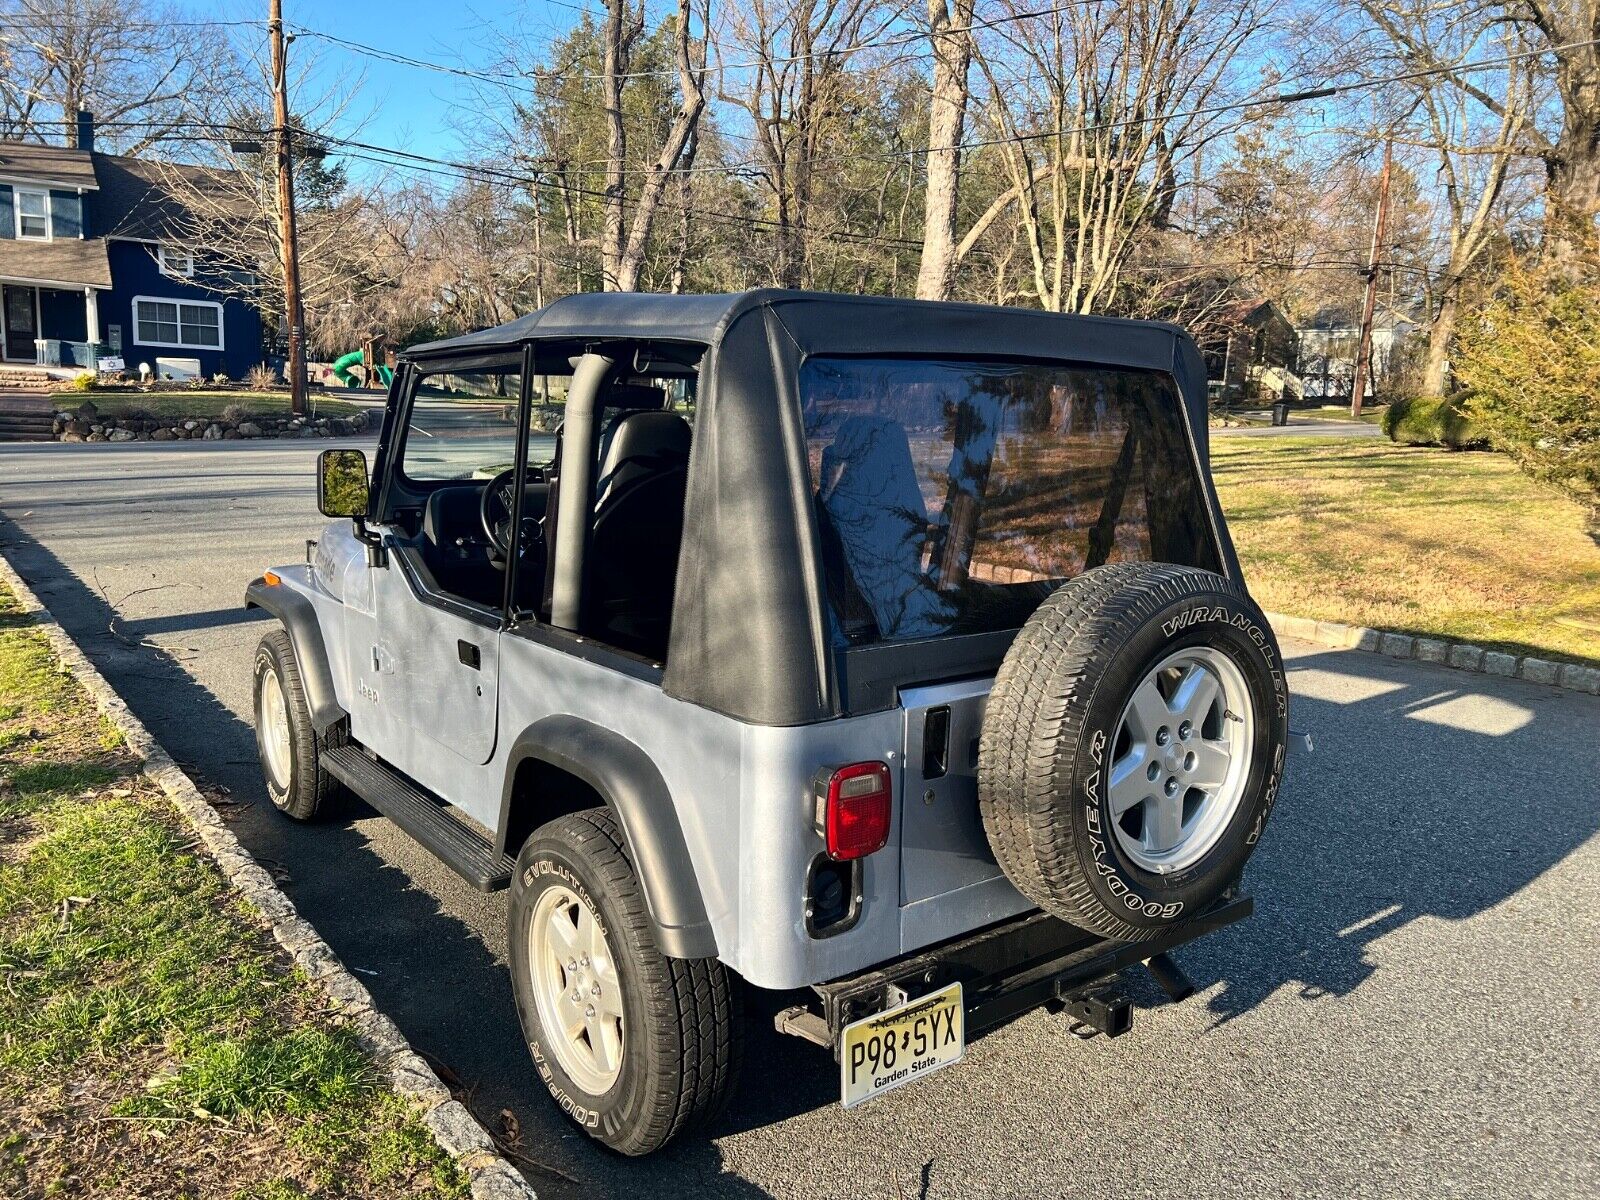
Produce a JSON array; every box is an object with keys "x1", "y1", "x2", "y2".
[{"x1": 277, "y1": 0, "x2": 583, "y2": 167}]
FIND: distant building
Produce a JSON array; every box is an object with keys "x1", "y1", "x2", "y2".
[
  {"x1": 0, "y1": 112, "x2": 261, "y2": 378},
  {"x1": 1297, "y1": 304, "x2": 1417, "y2": 402},
  {"x1": 1200, "y1": 298, "x2": 1300, "y2": 403}
]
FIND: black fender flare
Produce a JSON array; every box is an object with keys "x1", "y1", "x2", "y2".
[
  {"x1": 498, "y1": 715, "x2": 717, "y2": 960},
  {"x1": 244, "y1": 577, "x2": 347, "y2": 733}
]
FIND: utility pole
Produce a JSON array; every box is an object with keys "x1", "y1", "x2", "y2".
[
  {"x1": 1350, "y1": 138, "x2": 1393, "y2": 420},
  {"x1": 269, "y1": 0, "x2": 307, "y2": 417}
]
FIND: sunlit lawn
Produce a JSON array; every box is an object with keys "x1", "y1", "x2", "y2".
[{"x1": 1210, "y1": 436, "x2": 1600, "y2": 664}]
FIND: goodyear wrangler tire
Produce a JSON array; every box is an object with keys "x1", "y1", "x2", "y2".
[
  {"x1": 978, "y1": 562, "x2": 1287, "y2": 940},
  {"x1": 508, "y1": 808, "x2": 741, "y2": 1156}
]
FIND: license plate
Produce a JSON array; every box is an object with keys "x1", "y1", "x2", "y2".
[{"x1": 840, "y1": 981, "x2": 965, "y2": 1109}]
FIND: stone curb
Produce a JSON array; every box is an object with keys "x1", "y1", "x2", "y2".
[
  {"x1": 1263, "y1": 610, "x2": 1600, "y2": 695},
  {"x1": 0, "y1": 552, "x2": 537, "y2": 1200}
]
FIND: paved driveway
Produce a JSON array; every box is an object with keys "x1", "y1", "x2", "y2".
[{"x1": 1, "y1": 438, "x2": 1595, "y2": 1199}]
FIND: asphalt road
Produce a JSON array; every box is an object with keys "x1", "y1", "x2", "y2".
[{"x1": 2, "y1": 437, "x2": 1596, "y2": 1200}]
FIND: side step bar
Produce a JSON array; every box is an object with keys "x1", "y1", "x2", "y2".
[{"x1": 322, "y1": 745, "x2": 514, "y2": 891}]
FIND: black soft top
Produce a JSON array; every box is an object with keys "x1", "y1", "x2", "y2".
[{"x1": 403, "y1": 290, "x2": 1235, "y2": 725}]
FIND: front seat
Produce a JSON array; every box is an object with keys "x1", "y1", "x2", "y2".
[{"x1": 585, "y1": 410, "x2": 693, "y2": 659}]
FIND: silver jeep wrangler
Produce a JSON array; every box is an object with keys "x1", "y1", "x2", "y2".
[{"x1": 246, "y1": 290, "x2": 1288, "y2": 1154}]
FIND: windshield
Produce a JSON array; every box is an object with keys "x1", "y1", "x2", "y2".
[{"x1": 800, "y1": 356, "x2": 1220, "y2": 646}]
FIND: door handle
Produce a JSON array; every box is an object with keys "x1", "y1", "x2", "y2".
[{"x1": 457, "y1": 639, "x2": 481, "y2": 670}]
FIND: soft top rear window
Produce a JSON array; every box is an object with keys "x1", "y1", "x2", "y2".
[{"x1": 800, "y1": 356, "x2": 1220, "y2": 647}]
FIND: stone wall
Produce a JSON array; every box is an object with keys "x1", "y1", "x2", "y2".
[{"x1": 52, "y1": 401, "x2": 374, "y2": 443}]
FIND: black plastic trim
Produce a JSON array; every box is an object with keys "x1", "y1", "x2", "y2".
[
  {"x1": 815, "y1": 892, "x2": 1253, "y2": 1051},
  {"x1": 322, "y1": 745, "x2": 514, "y2": 890},
  {"x1": 389, "y1": 541, "x2": 502, "y2": 629},
  {"x1": 243, "y1": 575, "x2": 346, "y2": 733},
  {"x1": 496, "y1": 715, "x2": 716, "y2": 959},
  {"x1": 505, "y1": 619, "x2": 664, "y2": 683},
  {"x1": 804, "y1": 855, "x2": 863, "y2": 938},
  {"x1": 835, "y1": 628, "x2": 1019, "y2": 716}
]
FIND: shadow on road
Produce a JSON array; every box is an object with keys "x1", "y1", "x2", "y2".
[
  {"x1": 1181, "y1": 648, "x2": 1597, "y2": 1026},
  {"x1": 3, "y1": 505, "x2": 1595, "y2": 1196}
]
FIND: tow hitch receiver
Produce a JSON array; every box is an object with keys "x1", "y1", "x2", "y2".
[{"x1": 1060, "y1": 978, "x2": 1133, "y2": 1039}]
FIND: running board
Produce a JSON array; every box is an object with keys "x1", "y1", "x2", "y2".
[{"x1": 322, "y1": 745, "x2": 514, "y2": 891}]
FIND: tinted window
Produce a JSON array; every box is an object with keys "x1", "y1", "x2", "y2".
[
  {"x1": 401, "y1": 366, "x2": 523, "y2": 481},
  {"x1": 801, "y1": 356, "x2": 1218, "y2": 646}
]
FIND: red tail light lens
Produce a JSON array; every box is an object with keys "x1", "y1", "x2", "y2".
[{"x1": 819, "y1": 761, "x2": 893, "y2": 860}]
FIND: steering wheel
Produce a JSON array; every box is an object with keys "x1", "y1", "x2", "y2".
[{"x1": 479, "y1": 467, "x2": 541, "y2": 562}]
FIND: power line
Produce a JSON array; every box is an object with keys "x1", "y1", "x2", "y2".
[{"x1": 279, "y1": 20, "x2": 1595, "y2": 172}]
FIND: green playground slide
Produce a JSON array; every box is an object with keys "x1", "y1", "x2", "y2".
[{"x1": 331, "y1": 350, "x2": 393, "y2": 388}]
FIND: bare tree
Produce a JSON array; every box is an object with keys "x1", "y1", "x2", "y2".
[
  {"x1": 1371, "y1": 1, "x2": 1600, "y2": 270},
  {"x1": 719, "y1": 0, "x2": 900, "y2": 287},
  {"x1": 914, "y1": 0, "x2": 975, "y2": 300},
  {"x1": 970, "y1": 0, "x2": 1268, "y2": 314},
  {"x1": 601, "y1": 0, "x2": 710, "y2": 290},
  {"x1": 149, "y1": 39, "x2": 385, "y2": 359},
  {"x1": 0, "y1": 0, "x2": 209, "y2": 152}
]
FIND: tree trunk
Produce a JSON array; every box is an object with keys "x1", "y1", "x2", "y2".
[
  {"x1": 1544, "y1": 119, "x2": 1600, "y2": 271},
  {"x1": 613, "y1": 0, "x2": 707, "y2": 292},
  {"x1": 914, "y1": 0, "x2": 974, "y2": 301},
  {"x1": 1422, "y1": 286, "x2": 1458, "y2": 397},
  {"x1": 600, "y1": 0, "x2": 633, "y2": 291}
]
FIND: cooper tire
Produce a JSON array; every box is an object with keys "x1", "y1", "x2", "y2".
[
  {"x1": 978, "y1": 562, "x2": 1288, "y2": 940},
  {"x1": 508, "y1": 808, "x2": 741, "y2": 1156},
  {"x1": 252, "y1": 628, "x2": 347, "y2": 821}
]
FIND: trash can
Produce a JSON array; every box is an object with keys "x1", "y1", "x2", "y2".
[{"x1": 1271, "y1": 401, "x2": 1291, "y2": 427}]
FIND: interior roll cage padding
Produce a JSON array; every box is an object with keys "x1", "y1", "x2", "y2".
[
  {"x1": 549, "y1": 351, "x2": 614, "y2": 632},
  {"x1": 496, "y1": 715, "x2": 718, "y2": 959},
  {"x1": 244, "y1": 573, "x2": 348, "y2": 733}
]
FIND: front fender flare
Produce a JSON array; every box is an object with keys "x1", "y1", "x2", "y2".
[
  {"x1": 244, "y1": 576, "x2": 346, "y2": 733},
  {"x1": 499, "y1": 715, "x2": 717, "y2": 960}
]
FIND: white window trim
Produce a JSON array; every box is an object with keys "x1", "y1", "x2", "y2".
[
  {"x1": 14, "y1": 186, "x2": 51, "y2": 241},
  {"x1": 157, "y1": 246, "x2": 194, "y2": 277},
  {"x1": 131, "y1": 295, "x2": 225, "y2": 352}
]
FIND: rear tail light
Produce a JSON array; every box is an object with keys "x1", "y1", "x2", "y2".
[{"x1": 816, "y1": 761, "x2": 893, "y2": 860}]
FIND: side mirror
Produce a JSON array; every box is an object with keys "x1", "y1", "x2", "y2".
[{"x1": 317, "y1": 448, "x2": 370, "y2": 518}]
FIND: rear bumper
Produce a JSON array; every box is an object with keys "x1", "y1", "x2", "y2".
[{"x1": 808, "y1": 892, "x2": 1252, "y2": 1051}]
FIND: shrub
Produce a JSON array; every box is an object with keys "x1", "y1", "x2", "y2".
[
  {"x1": 246, "y1": 363, "x2": 279, "y2": 391},
  {"x1": 221, "y1": 402, "x2": 250, "y2": 425},
  {"x1": 69, "y1": 372, "x2": 96, "y2": 392},
  {"x1": 1383, "y1": 394, "x2": 1486, "y2": 449},
  {"x1": 1455, "y1": 259, "x2": 1600, "y2": 508},
  {"x1": 211, "y1": 372, "x2": 230, "y2": 386}
]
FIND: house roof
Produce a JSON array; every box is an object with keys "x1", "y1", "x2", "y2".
[
  {"x1": 92, "y1": 153, "x2": 242, "y2": 241},
  {"x1": 0, "y1": 141, "x2": 98, "y2": 191},
  {"x1": 0, "y1": 238, "x2": 112, "y2": 289},
  {"x1": 0, "y1": 139, "x2": 250, "y2": 288}
]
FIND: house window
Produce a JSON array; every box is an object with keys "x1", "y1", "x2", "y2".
[
  {"x1": 132, "y1": 297, "x2": 224, "y2": 350},
  {"x1": 15, "y1": 188, "x2": 50, "y2": 239},
  {"x1": 158, "y1": 246, "x2": 194, "y2": 277}
]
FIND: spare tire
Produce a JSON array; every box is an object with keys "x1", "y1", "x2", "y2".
[{"x1": 978, "y1": 561, "x2": 1287, "y2": 940}]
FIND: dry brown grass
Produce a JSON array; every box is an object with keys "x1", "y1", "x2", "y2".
[{"x1": 1210, "y1": 436, "x2": 1600, "y2": 664}]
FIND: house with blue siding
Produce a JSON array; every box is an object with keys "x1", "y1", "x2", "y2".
[{"x1": 0, "y1": 114, "x2": 262, "y2": 379}]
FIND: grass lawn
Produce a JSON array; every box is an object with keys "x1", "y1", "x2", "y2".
[
  {"x1": 1210, "y1": 435, "x2": 1600, "y2": 664},
  {"x1": 0, "y1": 585, "x2": 464, "y2": 1199},
  {"x1": 1299, "y1": 403, "x2": 1386, "y2": 425},
  {"x1": 82, "y1": 391, "x2": 362, "y2": 419}
]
